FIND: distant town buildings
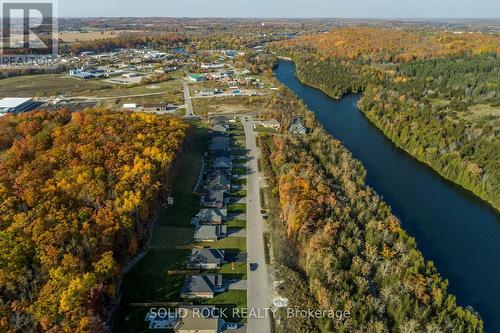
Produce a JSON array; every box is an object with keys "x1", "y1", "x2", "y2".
[
  {"x1": 201, "y1": 63, "x2": 225, "y2": 70},
  {"x1": 188, "y1": 74, "x2": 207, "y2": 82},
  {"x1": 123, "y1": 103, "x2": 176, "y2": 113}
]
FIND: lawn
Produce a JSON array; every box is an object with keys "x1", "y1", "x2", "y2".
[
  {"x1": 205, "y1": 289, "x2": 247, "y2": 309},
  {"x1": 219, "y1": 262, "x2": 247, "y2": 279},
  {"x1": 196, "y1": 236, "x2": 246, "y2": 252},
  {"x1": 232, "y1": 177, "x2": 247, "y2": 186},
  {"x1": 225, "y1": 219, "x2": 246, "y2": 228},
  {"x1": 232, "y1": 167, "x2": 247, "y2": 175},
  {"x1": 228, "y1": 203, "x2": 246, "y2": 214}
]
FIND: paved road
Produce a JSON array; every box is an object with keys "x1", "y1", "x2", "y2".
[
  {"x1": 182, "y1": 81, "x2": 196, "y2": 118},
  {"x1": 242, "y1": 117, "x2": 271, "y2": 333}
]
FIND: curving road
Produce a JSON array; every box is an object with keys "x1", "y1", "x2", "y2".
[{"x1": 242, "y1": 117, "x2": 271, "y2": 333}]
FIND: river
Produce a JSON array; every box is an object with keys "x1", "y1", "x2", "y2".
[{"x1": 274, "y1": 60, "x2": 500, "y2": 332}]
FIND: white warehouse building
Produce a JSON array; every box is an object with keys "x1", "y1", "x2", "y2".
[{"x1": 0, "y1": 98, "x2": 36, "y2": 116}]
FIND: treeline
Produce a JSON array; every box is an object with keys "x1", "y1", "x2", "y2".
[
  {"x1": 63, "y1": 33, "x2": 188, "y2": 55},
  {"x1": 359, "y1": 54, "x2": 500, "y2": 209},
  {"x1": 275, "y1": 27, "x2": 500, "y2": 62},
  {"x1": 0, "y1": 65, "x2": 70, "y2": 80},
  {"x1": 271, "y1": 28, "x2": 500, "y2": 211},
  {"x1": 0, "y1": 110, "x2": 187, "y2": 332},
  {"x1": 260, "y1": 86, "x2": 483, "y2": 332}
]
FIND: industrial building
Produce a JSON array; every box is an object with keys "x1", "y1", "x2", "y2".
[{"x1": 0, "y1": 98, "x2": 36, "y2": 116}]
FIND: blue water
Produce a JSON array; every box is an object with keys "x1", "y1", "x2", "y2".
[{"x1": 275, "y1": 60, "x2": 500, "y2": 332}]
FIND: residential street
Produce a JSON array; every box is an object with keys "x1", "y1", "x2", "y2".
[
  {"x1": 182, "y1": 81, "x2": 196, "y2": 118},
  {"x1": 242, "y1": 117, "x2": 271, "y2": 333}
]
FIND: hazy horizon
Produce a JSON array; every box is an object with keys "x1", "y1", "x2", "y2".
[{"x1": 58, "y1": 0, "x2": 500, "y2": 19}]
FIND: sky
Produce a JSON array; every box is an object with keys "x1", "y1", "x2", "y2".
[{"x1": 59, "y1": 0, "x2": 500, "y2": 19}]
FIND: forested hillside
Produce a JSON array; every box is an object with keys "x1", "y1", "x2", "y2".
[
  {"x1": 260, "y1": 86, "x2": 483, "y2": 332},
  {"x1": 271, "y1": 27, "x2": 500, "y2": 211},
  {"x1": 0, "y1": 110, "x2": 187, "y2": 332}
]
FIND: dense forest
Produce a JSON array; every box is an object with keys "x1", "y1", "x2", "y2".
[
  {"x1": 0, "y1": 110, "x2": 187, "y2": 332},
  {"x1": 271, "y1": 27, "x2": 500, "y2": 211},
  {"x1": 260, "y1": 85, "x2": 483, "y2": 332}
]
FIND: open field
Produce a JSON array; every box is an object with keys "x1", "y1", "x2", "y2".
[
  {"x1": 0, "y1": 74, "x2": 184, "y2": 107},
  {"x1": 0, "y1": 74, "x2": 112, "y2": 97}
]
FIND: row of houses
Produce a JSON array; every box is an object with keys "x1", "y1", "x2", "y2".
[
  {"x1": 152, "y1": 117, "x2": 246, "y2": 332},
  {"x1": 182, "y1": 116, "x2": 236, "y2": 300}
]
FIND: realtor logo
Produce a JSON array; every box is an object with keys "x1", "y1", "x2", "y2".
[{"x1": 1, "y1": 0, "x2": 58, "y2": 66}]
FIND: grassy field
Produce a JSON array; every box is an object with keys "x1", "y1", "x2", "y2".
[
  {"x1": 0, "y1": 74, "x2": 183, "y2": 104},
  {"x1": 228, "y1": 203, "x2": 246, "y2": 214},
  {"x1": 0, "y1": 74, "x2": 112, "y2": 97}
]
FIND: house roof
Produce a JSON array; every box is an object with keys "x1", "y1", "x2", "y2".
[
  {"x1": 189, "y1": 249, "x2": 225, "y2": 265},
  {"x1": 212, "y1": 124, "x2": 228, "y2": 132},
  {"x1": 208, "y1": 172, "x2": 231, "y2": 190},
  {"x1": 189, "y1": 74, "x2": 205, "y2": 79},
  {"x1": 209, "y1": 136, "x2": 229, "y2": 151},
  {"x1": 213, "y1": 157, "x2": 232, "y2": 169},
  {"x1": 208, "y1": 189, "x2": 225, "y2": 202},
  {"x1": 289, "y1": 123, "x2": 308, "y2": 134},
  {"x1": 211, "y1": 115, "x2": 229, "y2": 124},
  {"x1": 181, "y1": 274, "x2": 223, "y2": 294},
  {"x1": 194, "y1": 225, "x2": 227, "y2": 239},
  {"x1": 196, "y1": 208, "x2": 227, "y2": 221},
  {"x1": 175, "y1": 307, "x2": 220, "y2": 332}
]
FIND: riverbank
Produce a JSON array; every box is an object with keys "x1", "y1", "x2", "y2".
[
  {"x1": 274, "y1": 60, "x2": 500, "y2": 332},
  {"x1": 290, "y1": 58, "x2": 499, "y2": 213}
]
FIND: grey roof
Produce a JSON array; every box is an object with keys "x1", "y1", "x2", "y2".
[
  {"x1": 208, "y1": 172, "x2": 231, "y2": 191},
  {"x1": 189, "y1": 249, "x2": 225, "y2": 266},
  {"x1": 195, "y1": 208, "x2": 227, "y2": 222},
  {"x1": 194, "y1": 225, "x2": 227, "y2": 239},
  {"x1": 212, "y1": 124, "x2": 229, "y2": 132},
  {"x1": 181, "y1": 274, "x2": 223, "y2": 294},
  {"x1": 175, "y1": 307, "x2": 221, "y2": 332},
  {"x1": 202, "y1": 189, "x2": 225, "y2": 208},
  {"x1": 213, "y1": 157, "x2": 232, "y2": 169},
  {"x1": 209, "y1": 136, "x2": 230, "y2": 151},
  {"x1": 211, "y1": 115, "x2": 230, "y2": 124},
  {"x1": 289, "y1": 123, "x2": 308, "y2": 134}
]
